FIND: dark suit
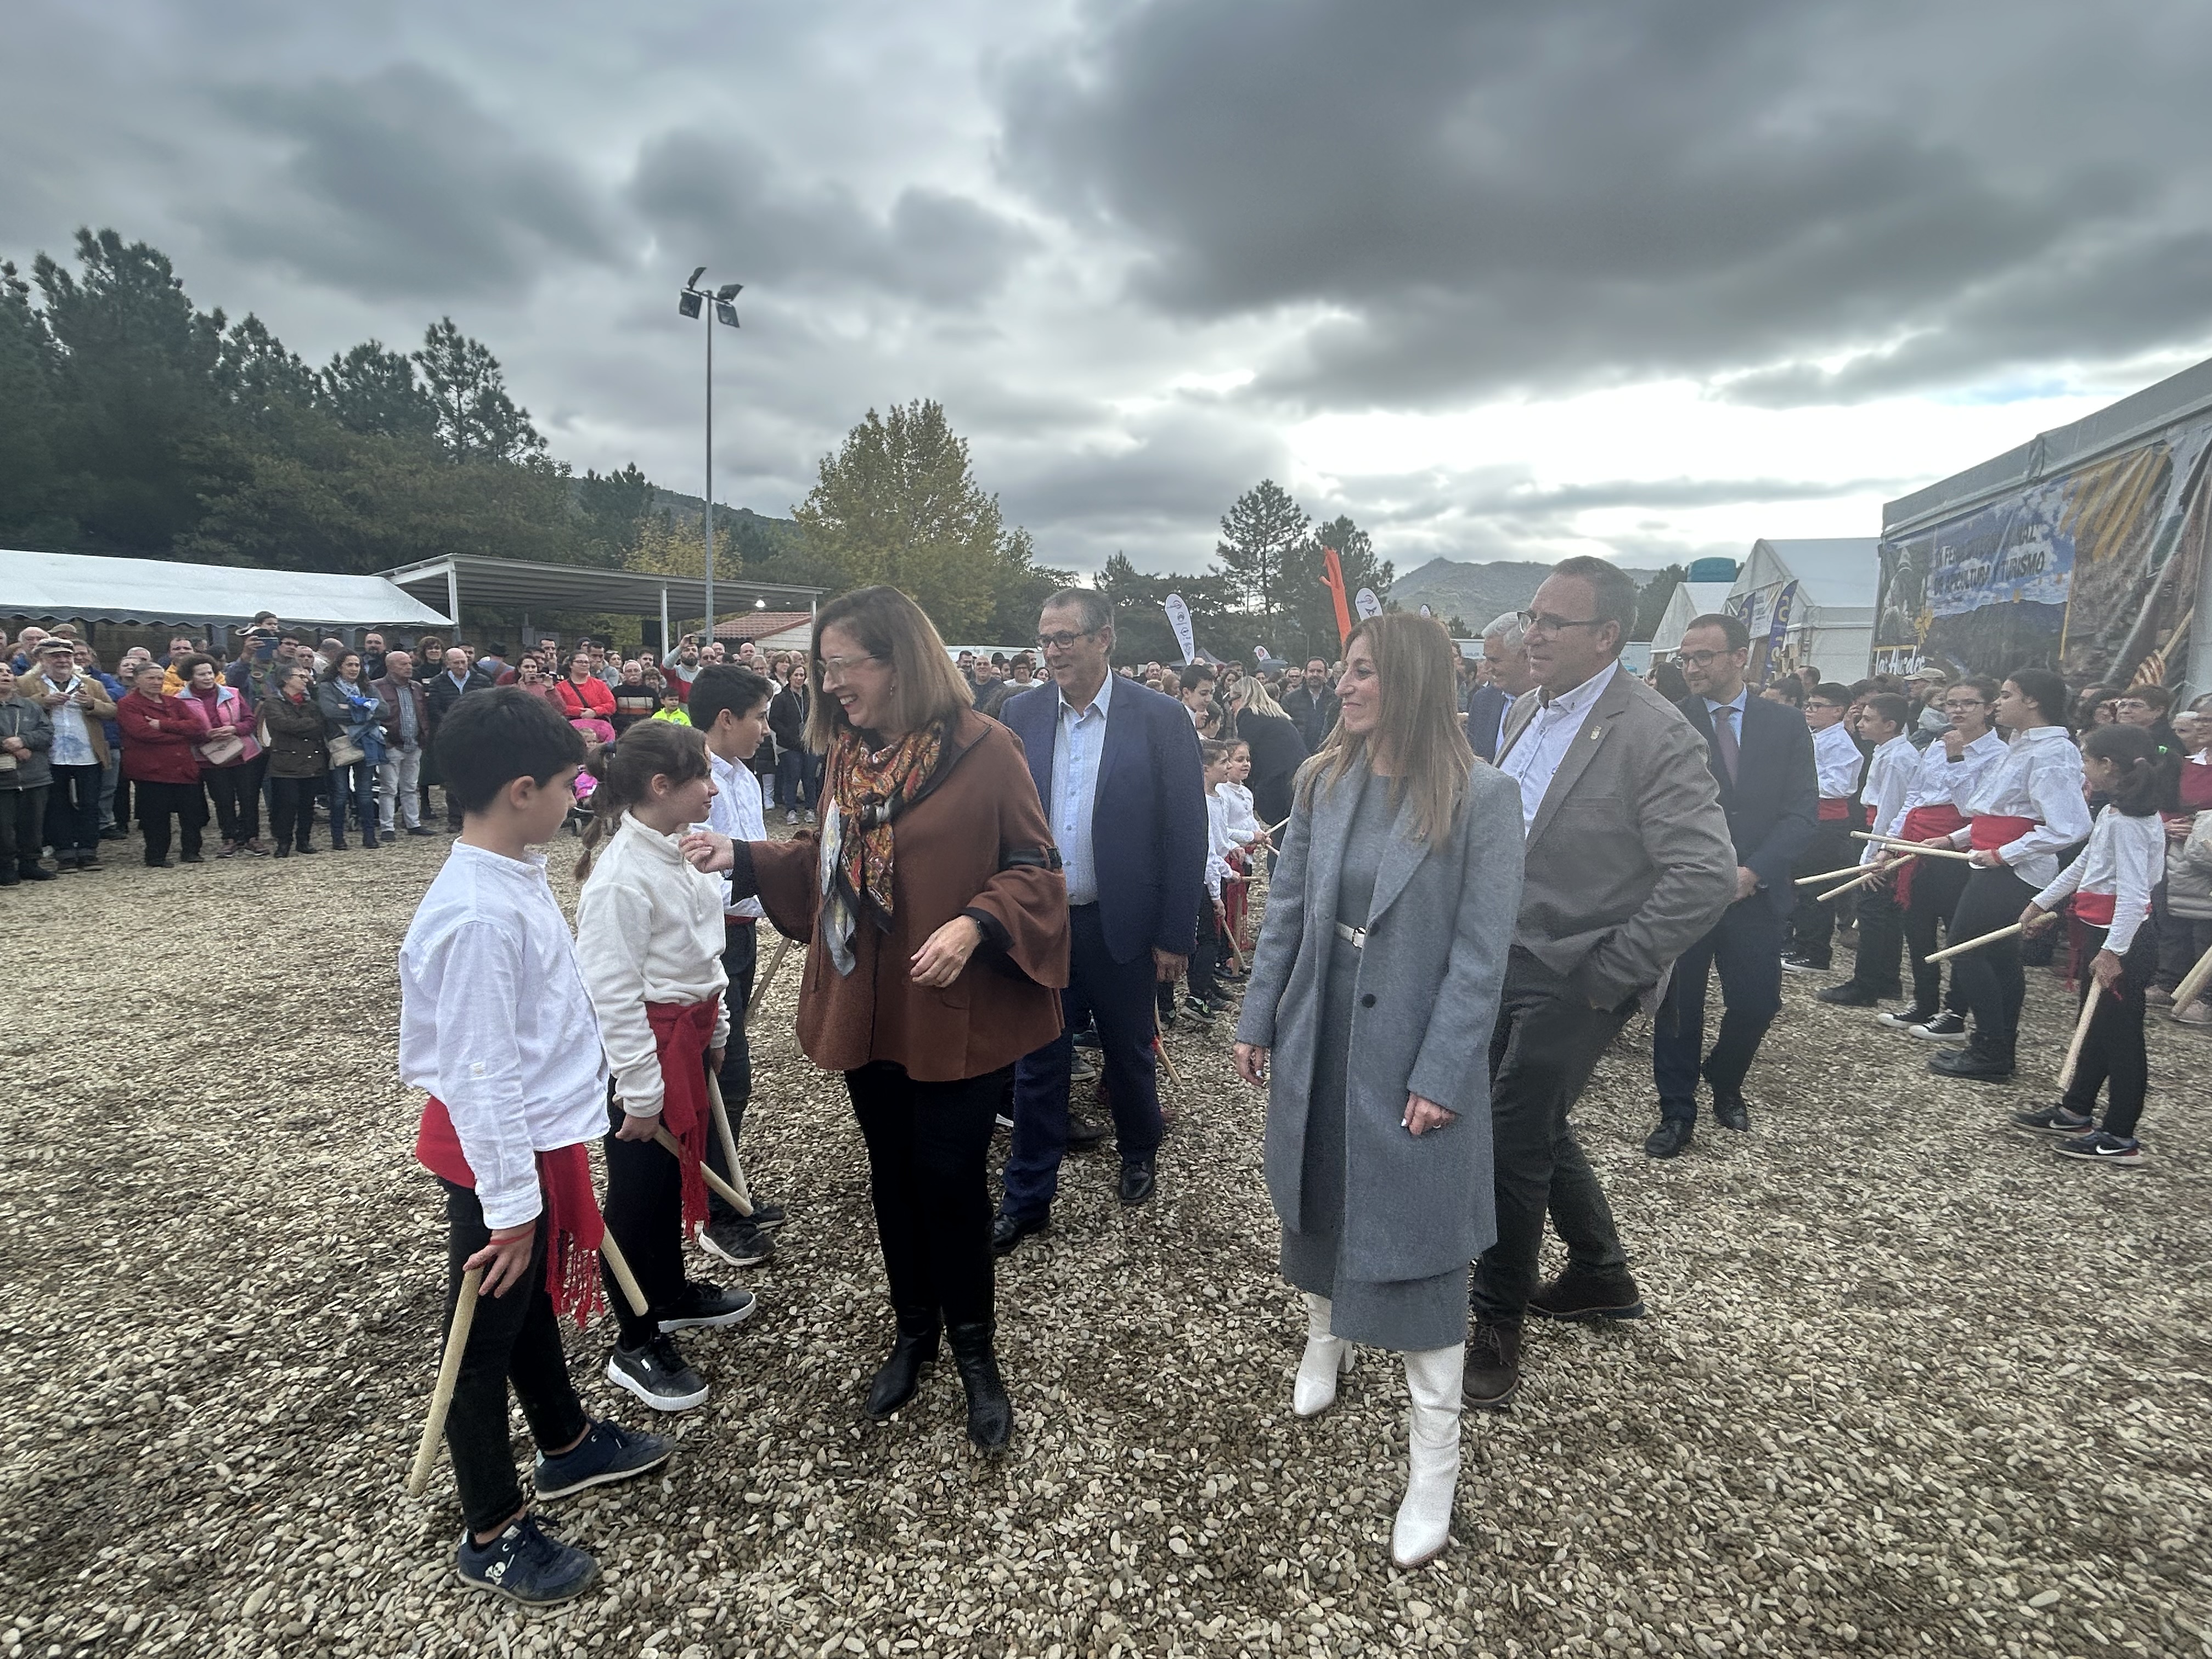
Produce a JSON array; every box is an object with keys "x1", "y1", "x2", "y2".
[
  {"x1": 997, "y1": 676, "x2": 1209, "y2": 1221},
  {"x1": 1654, "y1": 693, "x2": 1818, "y2": 1121},
  {"x1": 1463, "y1": 684, "x2": 1511, "y2": 763},
  {"x1": 422, "y1": 668, "x2": 493, "y2": 825},
  {"x1": 1282, "y1": 683, "x2": 1339, "y2": 753}
]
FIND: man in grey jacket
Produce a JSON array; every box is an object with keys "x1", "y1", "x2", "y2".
[{"x1": 1468, "y1": 556, "x2": 1738, "y2": 1409}]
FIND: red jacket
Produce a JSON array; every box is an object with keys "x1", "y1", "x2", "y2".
[
  {"x1": 117, "y1": 690, "x2": 211, "y2": 785},
  {"x1": 557, "y1": 675, "x2": 617, "y2": 719}
]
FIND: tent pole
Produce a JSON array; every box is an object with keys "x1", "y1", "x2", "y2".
[
  {"x1": 445, "y1": 566, "x2": 460, "y2": 636},
  {"x1": 661, "y1": 586, "x2": 671, "y2": 659}
]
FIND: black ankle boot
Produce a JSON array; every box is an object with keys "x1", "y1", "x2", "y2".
[
  {"x1": 864, "y1": 1311, "x2": 940, "y2": 1420},
  {"x1": 945, "y1": 1321, "x2": 1011, "y2": 1452}
]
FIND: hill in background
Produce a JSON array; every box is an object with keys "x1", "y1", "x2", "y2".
[{"x1": 1393, "y1": 556, "x2": 1668, "y2": 629}]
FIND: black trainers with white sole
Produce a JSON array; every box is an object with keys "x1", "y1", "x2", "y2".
[
  {"x1": 533, "y1": 1420, "x2": 675, "y2": 1500},
  {"x1": 454, "y1": 1514, "x2": 600, "y2": 1605},
  {"x1": 699, "y1": 1216, "x2": 774, "y2": 1268},
  {"x1": 606, "y1": 1335, "x2": 709, "y2": 1411},
  {"x1": 1877, "y1": 1005, "x2": 1934, "y2": 1031},
  {"x1": 657, "y1": 1280, "x2": 757, "y2": 1333},
  {"x1": 2053, "y1": 1130, "x2": 2145, "y2": 1165},
  {"x1": 2011, "y1": 1103, "x2": 2095, "y2": 1138},
  {"x1": 1909, "y1": 1011, "x2": 1968, "y2": 1042}
]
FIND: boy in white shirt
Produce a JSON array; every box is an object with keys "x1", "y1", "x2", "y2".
[
  {"x1": 400, "y1": 689, "x2": 672, "y2": 1606},
  {"x1": 1784, "y1": 681, "x2": 1870, "y2": 973},
  {"x1": 1186, "y1": 740, "x2": 1239, "y2": 1023},
  {"x1": 1816, "y1": 693, "x2": 1915, "y2": 1008}
]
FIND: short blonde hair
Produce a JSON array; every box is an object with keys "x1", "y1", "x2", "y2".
[{"x1": 804, "y1": 585, "x2": 973, "y2": 748}]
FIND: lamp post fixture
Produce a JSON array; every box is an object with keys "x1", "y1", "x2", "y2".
[{"x1": 679, "y1": 267, "x2": 742, "y2": 645}]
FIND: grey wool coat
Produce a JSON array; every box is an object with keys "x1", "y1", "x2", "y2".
[{"x1": 1234, "y1": 761, "x2": 1525, "y2": 1283}]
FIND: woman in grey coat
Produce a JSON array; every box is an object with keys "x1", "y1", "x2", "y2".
[{"x1": 1234, "y1": 612, "x2": 1523, "y2": 1570}]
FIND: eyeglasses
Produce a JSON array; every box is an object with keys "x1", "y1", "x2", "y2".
[
  {"x1": 1035, "y1": 628, "x2": 1099, "y2": 651},
  {"x1": 2113, "y1": 699, "x2": 2150, "y2": 713},
  {"x1": 1672, "y1": 648, "x2": 1731, "y2": 668},
  {"x1": 1939, "y1": 699, "x2": 1984, "y2": 711},
  {"x1": 815, "y1": 653, "x2": 881, "y2": 681},
  {"x1": 1518, "y1": 611, "x2": 1609, "y2": 638}
]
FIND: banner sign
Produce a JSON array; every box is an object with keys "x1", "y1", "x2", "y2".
[
  {"x1": 1163, "y1": 594, "x2": 1196, "y2": 665},
  {"x1": 1354, "y1": 587, "x2": 1383, "y2": 620}
]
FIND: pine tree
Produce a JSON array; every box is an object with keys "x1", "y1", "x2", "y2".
[
  {"x1": 1215, "y1": 479, "x2": 1310, "y2": 624},
  {"x1": 413, "y1": 317, "x2": 547, "y2": 465}
]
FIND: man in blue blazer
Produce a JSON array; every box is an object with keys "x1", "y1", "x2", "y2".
[
  {"x1": 1649, "y1": 613, "x2": 1817, "y2": 1157},
  {"x1": 993, "y1": 589, "x2": 1210, "y2": 1249}
]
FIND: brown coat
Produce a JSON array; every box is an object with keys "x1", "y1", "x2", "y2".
[{"x1": 742, "y1": 710, "x2": 1069, "y2": 1081}]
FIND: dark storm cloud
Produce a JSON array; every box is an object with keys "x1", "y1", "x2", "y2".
[
  {"x1": 629, "y1": 128, "x2": 1035, "y2": 308},
  {"x1": 1001, "y1": 0, "x2": 2212, "y2": 405},
  {"x1": 210, "y1": 64, "x2": 619, "y2": 300}
]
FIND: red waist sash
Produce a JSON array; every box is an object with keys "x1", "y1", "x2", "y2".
[
  {"x1": 2070, "y1": 893, "x2": 2117, "y2": 927},
  {"x1": 1817, "y1": 798, "x2": 1858, "y2": 823},
  {"x1": 1894, "y1": 805, "x2": 1968, "y2": 906},
  {"x1": 644, "y1": 995, "x2": 720, "y2": 1239},
  {"x1": 416, "y1": 1099, "x2": 605, "y2": 1328},
  {"x1": 1970, "y1": 814, "x2": 2036, "y2": 854}
]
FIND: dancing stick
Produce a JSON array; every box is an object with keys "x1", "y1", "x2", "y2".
[
  {"x1": 652, "y1": 1124, "x2": 751, "y2": 1215},
  {"x1": 2056, "y1": 986, "x2": 2104, "y2": 1093},
  {"x1": 1796, "y1": 861, "x2": 1879, "y2": 887},
  {"x1": 2171, "y1": 938, "x2": 2212, "y2": 1013},
  {"x1": 704, "y1": 1074, "x2": 755, "y2": 1214},
  {"x1": 1261, "y1": 814, "x2": 1291, "y2": 839},
  {"x1": 407, "y1": 1266, "x2": 483, "y2": 1497},
  {"x1": 1923, "y1": 922, "x2": 2023, "y2": 964},
  {"x1": 1816, "y1": 868, "x2": 1883, "y2": 902},
  {"x1": 748, "y1": 933, "x2": 791, "y2": 1019},
  {"x1": 1851, "y1": 832, "x2": 1976, "y2": 861},
  {"x1": 1153, "y1": 1003, "x2": 1184, "y2": 1090},
  {"x1": 599, "y1": 1232, "x2": 650, "y2": 1318},
  {"x1": 1214, "y1": 899, "x2": 1246, "y2": 973}
]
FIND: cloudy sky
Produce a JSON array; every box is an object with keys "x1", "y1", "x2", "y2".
[{"x1": 9, "y1": 0, "x2": 2212, "y2": 577}]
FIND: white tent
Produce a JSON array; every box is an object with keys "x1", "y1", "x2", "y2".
[
  {"x1": 2, "y1": 548, "x2": 451, "y2": 629},
  {"x1": 1728, "y1": 538, "x2": 1878, "y2": 681},
  {"x1": 1649, "y1": 583, "x2": 1736, "y2": 656}
]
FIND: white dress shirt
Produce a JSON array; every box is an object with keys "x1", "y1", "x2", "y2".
[
  {"x1": 1204, "y1": 792, "x2": 1236, "y2": 899},
  {"x1": 1857, "y1": 733, "x2": 1920, "y2": 860},
  {"x1": 575, "y1": 812, "x2": 732, "y2": 1117},
  {"x1": 2032, "y1": 805, "x2": 2164, "y2": 955},
  {"x1": 1050, "y1": 670, "x2": 1114, "y2": 905},
  {"x1": 1498, "y1": 662, "x2": 1617, "y2": 831},
  {"x1": 1904, "y1": 728, "x2": 2005, "y2": 811},
  {"x1": 1216, "y1": 780, "x2": 1258, "y2": 845},
  {"x1": 1948, "y1": 726, "x2": 2093, "y2": 889},
  {"x1": 1811, "y1": 720, "x2": 1865, "y2": 800},
  {"x1": 703, "y1": 747, "x2": 767, "y2": 921},
  {"x1": 398, "y1": 843, "x2": 610, "y2": 1230}
]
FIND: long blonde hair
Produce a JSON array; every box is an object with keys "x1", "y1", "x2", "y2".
[
  {"x1": 1299, "y1": 613, "x2": 1472, "y2": 845},
  {"x1": 1236, "y1": 676, "x2": 1289, "y2": 719}
]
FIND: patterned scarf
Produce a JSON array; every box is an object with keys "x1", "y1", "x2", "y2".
[{"x1": 820, "y1": 722, "x2": 945, "y2": 975}]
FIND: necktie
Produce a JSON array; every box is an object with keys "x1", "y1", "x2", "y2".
[{"x1": 1713, "y1": 705, "x2": 1739, "y2": 787}]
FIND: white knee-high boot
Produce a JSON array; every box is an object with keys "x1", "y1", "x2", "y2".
[
  {"x1": 1391, "y1": 1343, "x2": 1463, "y2": 1568},
  {"x1": 1293, "y1": 1293, "x2": 1355, "y2": 1418}
]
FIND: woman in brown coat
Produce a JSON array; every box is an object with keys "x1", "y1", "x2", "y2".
[{"x1": 685, "y1": 585, "x2": 1068, "y2": 1451}]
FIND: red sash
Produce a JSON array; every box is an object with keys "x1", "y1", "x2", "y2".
[
  {"x1": 2069, "y1": 893, "x2": 2117, "y2": 927},
  {"x1": 415, "y1": 1099, "x2": 606, "y2": 1328},
  {"x1": 1816, "y1": 798, "x2": 1856, "y2": 823},
  {"x1": 1969, "y1": 814, "x2": 2036, "y2": 854},
  {"x1": 645, "y1": 995, "x2": 720, "y2": 1239},
  {"x1": 1893, "y1": 805, "x2": 1968, "y2": 906}
]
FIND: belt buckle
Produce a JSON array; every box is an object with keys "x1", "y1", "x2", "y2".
[{"x1": 1335, "y1": 920, "x2": 1366, "y2": 948}]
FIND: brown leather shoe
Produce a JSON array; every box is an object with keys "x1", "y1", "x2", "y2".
[{"x1": 1461, "y1": 1320, "x2": 1521, "y2": 1410}]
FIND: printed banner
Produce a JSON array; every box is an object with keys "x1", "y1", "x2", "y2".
[
  {"x1": 1163, "y1": 594, "x2": 1196, "y2": 664},
  {"x1": 1354, "y1": 587, "x2": 1383, "y2": 620}
]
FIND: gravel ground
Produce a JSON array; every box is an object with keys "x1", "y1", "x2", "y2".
[{"x1": 3, "y1": 827, "x2": 2210, "y2": 1659}]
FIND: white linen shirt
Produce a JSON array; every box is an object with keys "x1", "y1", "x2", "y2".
[
  {"x1": 1050, "y1": 670, "x2": 1114, "y2": 906},
  {"x1": 1948, "y1": 726, "x2": 2093, "y2": 889},
  {"x1": 575, "y1": 812, "x2": 732, "y2": 1118},
  {"x1": 398, "y1": 843, "x2": 609, "y2": 1231},
  {"x1": 1204, "y1": 791, "x2": 1235, "y2": 899},
  {"x1": 1498, "y1": 662, "x2": 1617, "y2": 831},
  {"x1": 703, "y1": 747, "x2": 766, "y2": 921},
  {"x1": 1906, "y1": 728, "x2": 2006, "y2": 811},
  {"x1": 2032, "y1": 804, "x2": 2164, "y2": 955},
  {"x1": 1812, "y1": 720, "x2": 1865, "y2": 800},
  {"x1": 1856, "y1": 733, "x2": 1919, "y2": 860}
]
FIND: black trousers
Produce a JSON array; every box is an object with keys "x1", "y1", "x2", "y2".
[
  {"x1": 44, "y1": 763, "x2": 102, "y2": 859},
  {"x1": 599, "y1": 1096, "x2": 694, "y2": 1349},
  {"x1": 1788, "y1": 820, "x2": 1858, "y2": 965},
  {"x1": 1188, "y1": 898, "x2": 1227, "y2": 1005},
  {"x1": 1470, "y1": 954, "x2": 1635, "y2": 1325},
  {"x1": 2063, "y1": 926, "x2": 2154, "y2": 1138},
  {"x1": 1902, "y1": 855, "x2": 1971, "y2": 1015},
  {"x1": 205, "y1": 755, "x2": 265, "y2": 844},
  {"x1": 848, "y1": 1062, "x2": 1005, "y2": 1328},
  {"x1": 1654, "y1": 897, "x2": 1784, "y2": 1119},
  {"x1": 1842, "y1": 877, "x2": 1905, "y2": 996},
  {"x1": 438, "y1": 1178, "x2": 589, "y2": 1537},
  {"x1": 0, "y1": 785, "x2": 48, "y2": 876},
  {"x1": 1948, "y1": 865, "x2": 2036, "y2": 1059},
  {"x1": 135, "y1": 780, "x2": 206, "y2": 863},
  {"x1": 268, "y1": 775, "x2": 317, "y2": 850},
  {"x1": 710, "y1": 922, "x2": 759, "y2": 1226}
]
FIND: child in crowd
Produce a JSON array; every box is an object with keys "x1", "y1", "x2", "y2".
[
  {"x1": 1784, "y1": 682, "x2": 1869, "y2": 973},
  {"x1": 2011, "y1": 725, "x2": 2167, "y2": 1163},
  {"x1": 399, "y1": 689, "x2": 673, "y2": 1606},
  {"x1": 651, "y1": 687, "x2": 692, "y2": 726},
  {"x1": 685, "y1": 665, "x2": 789, "y2": 1268},
  {"x1": 1215, "y1": 738, "x2": 1263, "y2": 967},
  {"x1": 1818, "y1": 693, "x2": 1915, "y2": 1008},
  {"x1": 1184, "y1": 738, "x2": 1239, "y2": 1024},
  {"x1": 574, "y1": 720, "x2": 753, "y2": 1412}
]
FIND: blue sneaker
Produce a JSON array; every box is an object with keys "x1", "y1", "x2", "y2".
[
  {"x1": 2053, "y1": 1130, "x2": 2145, "y2": 1166},
  {"x1": 454, "y1": 1514, "x2": 599, "y2": 1606},
  {"x1": 533, "y1": 1420, "x2": 676, "y2": 1501}
]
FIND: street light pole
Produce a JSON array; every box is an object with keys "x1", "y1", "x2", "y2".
[{"x1": 679, "y1": 268, "x2": 743, "y2": 649}]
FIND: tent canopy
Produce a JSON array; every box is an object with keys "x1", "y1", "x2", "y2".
[
  {"x1": 1731, "y1": 537, "x2": 1879, "y2": 679},
  {"x1": 378, "y1": 555, "x2": 823, "y2": 634},
  {"x1": 1650, "y1": 583, "x2": 1736, "y2": 653},
  {"x1": 1, "y1": 548, "x2": 452, "y2": 628}
]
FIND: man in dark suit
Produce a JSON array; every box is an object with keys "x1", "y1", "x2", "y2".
[
  {"x1": 422, "y1": 646, "x2": 493, "y2": 831},
  {"x1": 1648, "y1": 613, "x2": 1818, "y2": 1157},
  {"x1": 1464, "y1": 611, "x2": 1537, "y2": 763},
  {"x1": 1282, "y1": 658, "x2": 1340, "y2": 752},
  {"x1": 993, "y1": 589, "x2": 1209, "y2": 1251}
]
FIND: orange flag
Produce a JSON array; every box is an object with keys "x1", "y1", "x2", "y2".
[{"x1": 1319, "y1": 546, "x2": 1353, "y2": 647}]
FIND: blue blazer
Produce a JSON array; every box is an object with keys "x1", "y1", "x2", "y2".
[
  {"x1": 1463, "y1": 684, "x2": 1511, "y2": 762},
  {"x1": 1677, "y1": 693, "x2": 1818, "y2": 916},
  {"x1": 1000, "y1": 677, "x2": 1210, "y2": 964}
]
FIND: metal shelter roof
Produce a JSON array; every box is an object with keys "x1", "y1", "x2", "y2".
[
  {"x1": 1, "y1": 548, "x2": 452, "y2": 628},
  {"x1": 377, "y1": 555, "x2": 824, "y2": 627}
]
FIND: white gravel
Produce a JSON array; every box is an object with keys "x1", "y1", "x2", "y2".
[{"x1": 2, "y1": 831, "x2": 2208, "y2": 1658}]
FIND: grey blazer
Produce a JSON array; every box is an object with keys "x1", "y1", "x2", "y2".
[
  {"x1": 1235, "y1": 762, "x2": 1525, "y2": 1282},
  {"x1": 1498, "y1": 665, "x2": 1738, "y2": 1008}
]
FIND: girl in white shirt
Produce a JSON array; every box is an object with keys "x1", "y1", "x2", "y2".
[
  {"x1": 2011, "y1": 726, "x2": 2166, "y2": 1163},
  {"x1": 574, "y1": 721, "x2": 750, "y2": 1412},
  {"x1": 1215, "y1": 739, "x2": 1265, "y2": 960}
]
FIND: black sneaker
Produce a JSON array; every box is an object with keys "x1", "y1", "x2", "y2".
[
  {"x1": 2011, "y1": 1103, "x2": 2095, "y2": 1138},
  {"x1": 746, "y1": 1198, "x2": 786, "y2": 1232},
  {"x1": 1182, "y1": 996, "x2": 1217, "y2": 1024},
  {"x1": 605, "y1": 1335, "x2": 709, "y2": 1411},
  {"x1": 454, "y1": 1514, "x2": 599, "y2": 1606},
  {"x1": 1816, "y1": 983, "x2": 1883, "y2": 1007},
  {"x1": 2053, "y1": 1131, "x2": 2145, "y2": 1165},
  {"x1": 533, "y1": 1420, "x2": 676, "y2": 1500},
  {"x1": 657, "y1": 1280, "x2": 757, "y2": 1333},
  {"x1": 1780, "y1": 953, "x2": 1828, "y2": 975},
  {"x1": 1877, "y1": 1005, "x2": 1934, "y2": 1031},
  {"x1": 1928, "y1": 1045, "x2": 2013, "y2": 1082},
  {"x1": 1909, "y1": 1011, "x2": 1968, "y2": 1042},
  {"x1": 699, "y1": 1216, "x2": 774, "y2": 1268}
]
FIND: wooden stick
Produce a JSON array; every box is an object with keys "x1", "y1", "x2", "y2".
[
  {"x1": 1796, "y1": 861, "x2": 1880, "y2": 887},
  {"x1": 599, "y1": 1232, "x2": 650, "y2": 1318},
  {"x1": 2171, "y1": 938, "x2": 2212, "y2": 1013},
  {"x1": 748, "y1": 933, "x2": 791, "y2": 1019},
  {"x1": 1261, "y1": 813, "x2": 1291, "y2": 839},
  {"x1": 703, "y1": 1074, "x2": 754, "y2": 1215},
  {"x1": 407, "y1": 1266, "x2": 483, "y2": 1497},
  {"x1": 1214, "y1": 899, "x2": 1246, "y2": 973},
  {"x1": 652, "y1": 1124, "x2": 749, "y2": 1214},
  {"x1": 1923, "y1": 922, "x2": 2023, "y2": 964},
  {"x1": 1816, "y1": 868, "x2": 1883, "y2": 902},
  {"x1": 1850, "y1": 832, "x2": 1976, "y2": 861},
  {"x1": 1152, "y1": 1002, "x2": 1184, "y2": 1090},
  {"x1": 2056, "y1": 986, "x2": 2103, "y2": 1092}
]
